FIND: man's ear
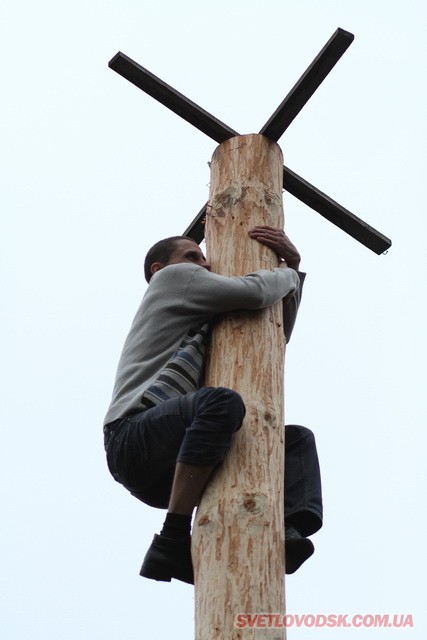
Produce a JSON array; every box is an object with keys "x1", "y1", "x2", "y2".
[{"x1": 150, "y1": 262, "x2": 164, "y2": 276}]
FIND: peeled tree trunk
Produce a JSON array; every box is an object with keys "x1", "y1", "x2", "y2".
[{"x1": 192, "y1": 134, "x2": 287, "y2": 640}]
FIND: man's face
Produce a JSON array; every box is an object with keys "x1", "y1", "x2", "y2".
[
  {"x1": 150, "y1": 239, "x2": 211, "y2": 278},
  {"x1": 167, "y1": 239, "x2": 211, "y2": 271}
]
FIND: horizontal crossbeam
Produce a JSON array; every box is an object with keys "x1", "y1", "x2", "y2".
[
  {"x1": 109, "y1": 29, "x2": 392, "y2": 254},
  {"x1": 108, "y1": 52, "x2": 238, "y2": 143},
  {"x1": 183, "y1": 167, "x2": 392, "y2": 255},
  {"x1": 282, "y1": 167, "x2": 391, "y2": 254},
  {"x1": 259, "y1": 28, "x2": 354, "y2": 141}
]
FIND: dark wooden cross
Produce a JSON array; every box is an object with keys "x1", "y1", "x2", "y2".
[{"x1": 108, "y1": 27, "x2": 391, "y2": 255}]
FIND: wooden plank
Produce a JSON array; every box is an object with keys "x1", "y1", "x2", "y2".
[
  {"x1": 259, "y1": 28, "x2": 354, "y2": 141},
  {"x1": 108, "y1": 50, "x2": 390, "y2": 254},
  {"x1": 182, "y1": 203, "x2": 207, "y2": 243},
  {"x1": 283, "y1": 166, "x2": 392, "y2": 254},
  {"x1": 108, "y1": 52, "x2": 238, "y2": 143},
  {"x1": 183, "y1": 170, "x2": 392, "y2": 255}
]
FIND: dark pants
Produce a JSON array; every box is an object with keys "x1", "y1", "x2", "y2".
[{"x1": 104, "y1": 387, "x2": 322, "y2": 537}]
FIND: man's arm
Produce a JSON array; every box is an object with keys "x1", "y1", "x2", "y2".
[
  {"x1": 248, "y1": 226, "x2": 304, "y2": 343},
  {"x1": 283, "y1": 272, "x2": 305, "y2": 343},
  {"x1": 193, "y1": 225, "x2": 303, "y2": 329},
  {"x1": 179, "y1": 264, "x2": 300, "y2": 314},
  {"x1": 151, "y1": 227, "x2": 301, "y2": 316}
]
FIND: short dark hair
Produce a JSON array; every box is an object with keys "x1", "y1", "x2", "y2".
[{"x1": 144, "y1": 236, "x2": 188, "y2": 283}]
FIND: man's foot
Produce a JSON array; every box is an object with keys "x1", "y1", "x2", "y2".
[
  {"x1": 285, "y1": 526, "x2": 314, "y2": 574},
  {"x1": 139, "y1": 534, "x2": 194, "y2": 585}
]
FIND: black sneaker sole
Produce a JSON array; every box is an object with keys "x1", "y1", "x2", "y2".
[
  {"x1": 139, "y1": 561, "x2": 173, "y2": 582},
  {"x1": 286, "y1": 538, "x2": 314, "y2": 574},
  {"x1": 139, "y1": 560, "x2": 193, "y2": 584}
]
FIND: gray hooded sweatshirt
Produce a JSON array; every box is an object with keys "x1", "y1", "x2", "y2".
[{"x1": 104, "y1": 262, "x2": 301, "y2": 426}]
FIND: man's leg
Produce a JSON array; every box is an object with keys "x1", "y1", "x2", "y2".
[
  {"x1": 284, "y1": 424, "x2": 323, "y2": 574},
  {"x1": 140, "y1": 387, "x2": 245, "y2": 584},
  {"x1": 167, "y1": 462, "x2": 216, "y2": 514},
  {"x1": 153, "y1": 463, "x2": 215, "y2": 548}
]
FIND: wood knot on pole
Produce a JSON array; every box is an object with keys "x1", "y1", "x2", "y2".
[
  {"x1": 264, "y1": 410, "x2": 273, "y2": 423},
  {"x1": 214, "y1": 182, "x2": 247, "y2": 209},
  {"x1": 243, "y1": 497, "x2": 256, "y2": 511},
  {"x1": 263, "y1": 189, "x2": 282, "y2": 208}
]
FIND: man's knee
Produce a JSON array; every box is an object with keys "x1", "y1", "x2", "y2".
[
  {"x1": 220, "y1": 387, "x2": 246, "y2": 430},
  {"x1": 195, "y1": 386, "x2": 246, "y2": 432},
  {"x1": 206, "y1": 387, "x2": 246, "y2": 432},
  {"x1": 285, "y1": 424, "x2": 315, "y2": 446},
  {"x1": 178, "y1": 387, "x2": 245, "y2": 467}
]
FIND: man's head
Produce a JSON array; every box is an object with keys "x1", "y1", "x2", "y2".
[{"x1": 144, "y1": 236, "x2": 211, "y2": 283}]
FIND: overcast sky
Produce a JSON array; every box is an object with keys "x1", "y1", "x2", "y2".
[{"x1": 2, "y1": 1, "x2": 426, "y2": 639}]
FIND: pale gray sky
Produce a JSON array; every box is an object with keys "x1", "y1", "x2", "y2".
[{"x1": 2, "y1": 1, "x2": 426, "y2": 639}]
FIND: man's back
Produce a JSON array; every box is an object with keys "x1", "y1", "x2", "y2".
[{"x1": 104, "y1": 261, "x2": 299, "y2": 425}]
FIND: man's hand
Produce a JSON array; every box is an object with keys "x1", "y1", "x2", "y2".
[{"x1": 248, "y1": 226, "x2": 301, "y2": 270}]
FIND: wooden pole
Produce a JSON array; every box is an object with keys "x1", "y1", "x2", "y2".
[{"x1": 192, "y1": 134, "x2": 287, "y2": 640}]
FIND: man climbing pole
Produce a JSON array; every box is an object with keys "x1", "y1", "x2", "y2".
[
  {"x1": 105, "y1": 35, "x2": 390, "y2": 638},
  {"x1": 103, "y1": 225, "x2": 322, "y2": 584}
]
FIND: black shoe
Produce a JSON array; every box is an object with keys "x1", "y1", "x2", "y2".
[
  {"x1": 139, "y1": 534, "x2": 194, "y2": 585},
  {"x1": 285, "y1": 526, "x2": 314, "y2": 574}
]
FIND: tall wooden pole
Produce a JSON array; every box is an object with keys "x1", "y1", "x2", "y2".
[{"x1": 192, "y1": 134, "x2": 287, "y2": 640}]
